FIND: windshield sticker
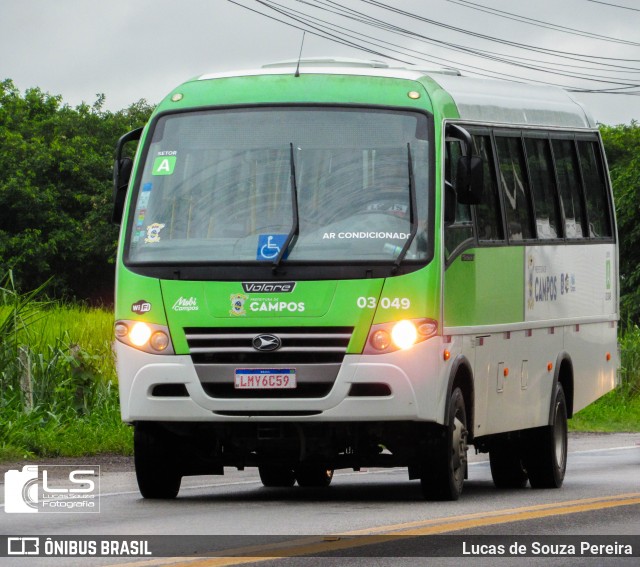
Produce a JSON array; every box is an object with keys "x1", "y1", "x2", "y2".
[
  {"x1": 131, "y1": 300, "x2": 152, "y2": 314},
  {"x1": 365, "y1": 203, "x2": 408, "y2": 216},
  {"x1": 133, "y1": 210, "x2": 147, "y2": 243},
  {"x1": 144, "y1": 223, "x2": 165, "y2": 244},
  {"x1": 230, "y1": 294, "x2": 248, "y2": 316},
  {"x1": 322, "y1": 231, "x2": 410, "y2": 240},
  {"x1": 257, "y1": 234, "x2": 288, "y2": 261},
  {"x1": 138, "y1": 183, "x2": 153, "y2": 208},
  {"x1": 152, "y1": 152, "x2": 177, "y2": 176},
  {"x1": 133, "y1": 209, "x2": 147, "y2": 242}
]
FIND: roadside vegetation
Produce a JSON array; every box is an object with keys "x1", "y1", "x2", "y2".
[
  {"x1": 0, "y1": 84, "x2": 638, "y2": 459},
  {"x1": 570, "y1": 324, "x2": 640, "y2": 432},
  {"x1": 0, "y1": 272, "x2": 131, "y2": 460}
]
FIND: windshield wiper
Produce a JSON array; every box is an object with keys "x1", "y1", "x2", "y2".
[
  {"x1": 272, "y1": 143, "x2": 300, "y2": 272},
  {"x1": 392, "y1": 143, "x2": 418, "y2": 274}
]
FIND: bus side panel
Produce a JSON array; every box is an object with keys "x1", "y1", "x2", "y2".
[
  {"x1": 444, "y1": 247, "x2": 524, "y2": 328},
  {"x1": 444, "y1": 243, "x2": 618, "y2": 437},
  {"x1": 527, "y1": 243, "x2": 618, "y2": 415},
  {"x1": 470, "y1": 330, "x2": 556, "y2": 437},
  {"x1": 564, "y1": 321, "x2": 618, "y2": 414},
  {"x1": 524, "y1": 245, "x2": 616, "y2": 324}
]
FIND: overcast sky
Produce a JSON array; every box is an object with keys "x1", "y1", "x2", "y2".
[{"x1": 2, "y1": 0, "x2": 639, "y2": 125}]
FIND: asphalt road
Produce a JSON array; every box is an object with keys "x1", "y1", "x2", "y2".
[{"x1": 1, "y1": 432, "x2": 638, "y2": 566}]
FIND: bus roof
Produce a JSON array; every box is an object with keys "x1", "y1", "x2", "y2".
[{"x1": 196, "y1": 59, "x2": 595, "y2": 129}]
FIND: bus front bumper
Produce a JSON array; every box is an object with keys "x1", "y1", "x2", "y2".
[{"x1": 115, "y1": 340, "x2": 448, "y2": 425}]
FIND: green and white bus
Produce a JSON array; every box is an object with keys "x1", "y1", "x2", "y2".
[{"x1": 112, "y1": 58, "x2": 619, "y2": 500}]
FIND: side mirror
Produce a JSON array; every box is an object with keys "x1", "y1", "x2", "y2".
[
  {"x1": 112, "y1": 127, "x2": 143, "y2": 225},
  {"x1": 445, "y1": 123, "x2": 484, "y2": 206},
  {"x1": 112, "y1": 157, "x2": 133, "y2": 224},
  {"x1": 456, "y1": 155, "x2": 484, "y2": 205},
  {"x1": 444, "y1": 181, "x2": 457, "y2": 226}
]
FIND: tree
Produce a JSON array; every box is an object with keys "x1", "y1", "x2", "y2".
[
  {"x1": 600, "y1": 121, "x2": 640, "y2": 324},
  {"x1": 0, "y1": 79, "x2": 152, "y2": 303}
]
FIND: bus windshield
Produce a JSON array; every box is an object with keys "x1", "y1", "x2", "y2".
[{"x1": 126, "y1": 107, "x2": 430, "y2": 265}]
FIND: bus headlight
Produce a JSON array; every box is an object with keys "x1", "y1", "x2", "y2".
[
  {"x1": 391, "y1": 320, "x2": 418, "y2": 350},
  {"x1": 114, "y1": 320, "x2": 175, "y2": 355},
  {"x1": 114, "y1": 322, "x2": 129, "y2": 339},
  {"x1": 129, "y1": 322, "x2": 152, "y2": 347},
  {"x1": 364, "y1": 318, "x2": 438, "y2": 355},
  {"x1": 371, "y1": 329, "x2": 392, "y2": 351},
  {"x1": 150, "y1": 331, "x2": 170, "y2": 351}
]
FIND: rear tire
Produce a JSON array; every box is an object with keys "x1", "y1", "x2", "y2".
[
  {"x1": 421, "y1": 387, "x2": 468, "y2": 501},
  {"x1": 258, "y1": 466, "x2": 296, "y2": 487},
  {"x1": 523, "y1": 383, "x2": 568, "y2": 489},
  {"x1": 134, "y1": 423, "x2": 182, "y2": 499},
  {"x1": 296, "y1": 466, "x2": 334, "y2": 488},
  {"x1": 489, "y1": 442, "x2": 528, "y2": 489}
]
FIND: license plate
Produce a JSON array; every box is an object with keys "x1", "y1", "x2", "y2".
[{"x1": 234, "y1": 369, "x2": 297, "y2": 389}]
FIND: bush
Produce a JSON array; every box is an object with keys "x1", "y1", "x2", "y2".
[{"x1": 0, "y1": 270, "x2": 131, "y2": 458}]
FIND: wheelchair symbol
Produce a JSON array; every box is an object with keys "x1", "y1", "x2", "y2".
[{"x1": 259, "y1": 235, "x2": 281, "y2": 260}]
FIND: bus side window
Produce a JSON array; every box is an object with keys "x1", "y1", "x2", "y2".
[
  {"x1": 444, "y1": 140, "x2": 473, "y2": 258},
  {"x1": 577, "y1": 140, "x2": 612, "y2": 238},
  {"x1": 495, "y1": 136, "x2": 534, "y2": 242},
  {"x1": 525, "y1": 137, "x2": 562, "y2": 240},
  {"x1": 551, "y1": 139, "x2": 587, "y2": 239},
  {"x1": 472, "y1": 134, "x2": 503, "y2": 242}
]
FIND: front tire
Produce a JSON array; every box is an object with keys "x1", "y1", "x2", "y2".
[
  {"x1": 421, "y1": 387, "x2": 468, "y2": 501},
  {"x1": 296, "y1": 466, "x2": 334, "y2": 488},
  {"x1": 523, "y1": 383, "x2": 568, "y2": 489},
  {"x1": 134, "y1": 423, "x2": 182, "y2": 499}
]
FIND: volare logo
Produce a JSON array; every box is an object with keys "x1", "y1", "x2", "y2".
[
  {"x1": 4, "y1": 465, "x2": 100, "y2": 513},
  {"x1": 242, "y1": 281, "x2": 297, "y2": 293}
]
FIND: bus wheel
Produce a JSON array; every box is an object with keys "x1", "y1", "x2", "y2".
[
  {"x1": 296, "y1": 466, "x2": 334, "y2": 488},
  {"x1": 258, "y1": 466, "x2": 296, "y2": 487},
  {"x1": 489, "y1": 442, "x2": 528, "y2": 488},
  {"x1": 134, "y1": 423, "x2": 182, "y2": 499},
  {"x1": 523, "y1": 383, "x2": 568, "y2": 489},
  {"x1": 421, "y1": 387, "x2": 468, "y2": 501}
]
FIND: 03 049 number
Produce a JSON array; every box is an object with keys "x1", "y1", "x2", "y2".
[{"x1": 356, "y1": 297, "x2": 411, "y2": 310}]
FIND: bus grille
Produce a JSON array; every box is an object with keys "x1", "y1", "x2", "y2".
[
  {"x1": 184, "y1": 326, "x2": 353, "y2": 365},
  {"x1": 184, "y1": 326, "x2": 354, "y2": 399}
]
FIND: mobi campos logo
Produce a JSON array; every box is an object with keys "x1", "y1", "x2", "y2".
[
  {"x1": 172, "y1": 296, "x2": 199, "y2": 311},
  {"x1": 4, "y1": 465, "x2": 100, "y2": 513}
]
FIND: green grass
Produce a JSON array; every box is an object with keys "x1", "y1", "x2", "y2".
[
  {"x1": 570, "y1": 389, "x2": 640, "y2": 432},
  {"x1": 0, "y1": 271, "x2": 133, "y2": 459},
  {"x1": 0, "y1": 394, "x2": 132, "y2": 461},
  {"x1": 570, "y1": 324, "x2": 640, "y2": 432}
]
